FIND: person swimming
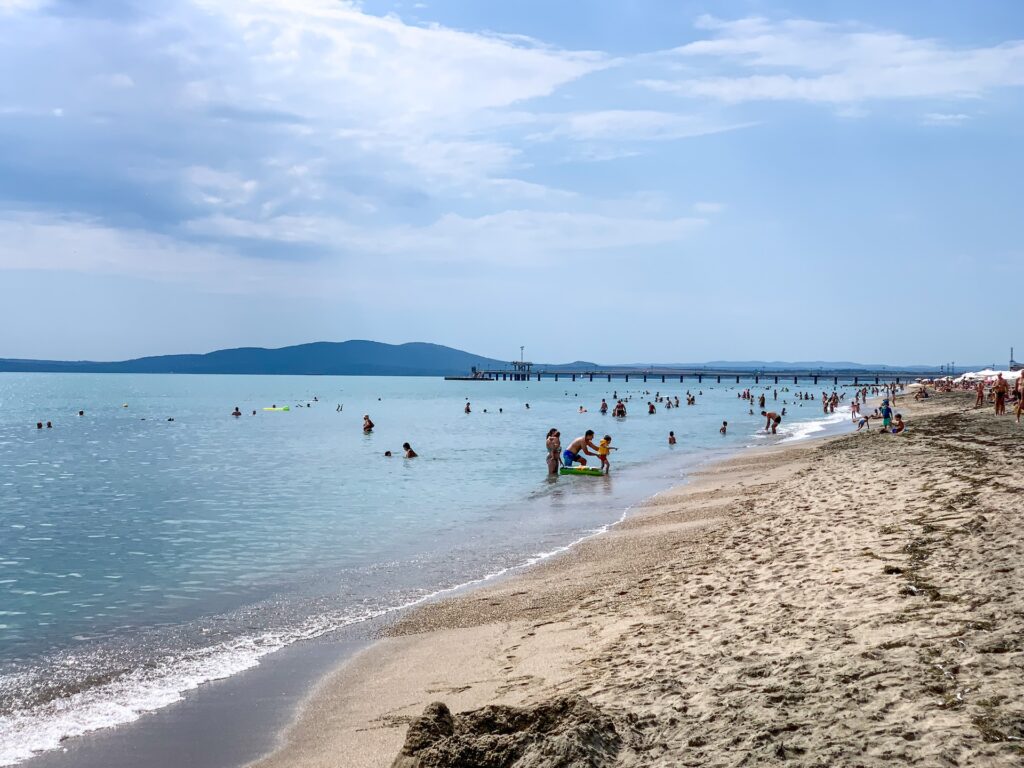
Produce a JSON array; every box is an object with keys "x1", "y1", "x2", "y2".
[
  {"x1": 720, "y1": 421, "x2": 728, "y2": 434},
  {"x1": 402, "y1": 442, "x2": 418, "y2": 458},
  {"x1": 231, "y1": 407, "x2": 242, "y2": 417},
  {"x1": 668, "y1": 431, "x2": 676, "y2": 445}
]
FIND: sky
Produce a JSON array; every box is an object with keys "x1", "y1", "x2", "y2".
[{"x1": 1, "y1": 0, "x2": 1022, "y2": 366}]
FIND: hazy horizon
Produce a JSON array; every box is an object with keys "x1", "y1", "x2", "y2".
[{"x1": 1, "y1": 1, "x2": 1021, "y2": 364}]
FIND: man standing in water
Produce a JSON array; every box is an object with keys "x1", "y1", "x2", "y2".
[
  {"x1": 563, "y1": 430, "x2": 601, "y2": 467},
  {"x1": 761, "y1": 410, "x2": 782, "y2": 434}
]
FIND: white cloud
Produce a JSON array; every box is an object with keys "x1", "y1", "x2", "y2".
[
  {"x1": 188, "y1": 0, "x2": 607, "y2": 129},
  {"x1": 185, "y1": 208, "x2": 705, "y2": 263},
  {"x1": 922, "y1": 112, "x2": 972, "y2": 125},
  {"x1": 645, "y1": 15, "x2": 1024, "y2": 104},
  {"x1": 0, "y1": 0, "x2": 46, "y2": 13},
  {"x1": 184, "y1": 166, "x2": 259, "y2": 207},
  {"x1": 693, "y1": 201, "x2": 724, "y2": 214},
  {"x1": 527, "y1": 110, "x2": 754, "y2": 142}
]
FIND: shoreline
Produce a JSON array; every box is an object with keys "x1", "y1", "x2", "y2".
[
  {"x1": 252, "y1": 391, "x2": 1024, "y2": 767},
  {"x1": 246, "y1": 412, "x2": 858, "y2": 767},
  {"x1": 7, "y1": 396, "x2": 871, "y2": 768}
]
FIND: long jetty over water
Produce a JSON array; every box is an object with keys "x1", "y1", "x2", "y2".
[{"x1": 446, "y1": 362, "x2": 938, "y2": 386}]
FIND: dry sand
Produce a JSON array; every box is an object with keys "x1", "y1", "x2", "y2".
[{"x1": 252, "y1": 391, "x2": 1023, "y2": 767}]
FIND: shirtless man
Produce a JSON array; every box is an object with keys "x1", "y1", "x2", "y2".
[
  {"x1": 563, "y1": 430, "x2": 601, "y2": 467},
  {"x1": 761, "y1": 410, "x2": 782, "y2": 434},
  {"x1": 994, "y1": 373, "x2": 1009, "y2": 415},
  {"x1": 975, "y1": 380, "x2": 985, "y2": 408}
]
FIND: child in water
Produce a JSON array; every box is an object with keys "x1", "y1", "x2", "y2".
[
  {"x1": 668, "y1": 431, "x2": 676, "y2": 445},
  {"x1": 720, "y1": 421, "x2": 728, "y2": 435},
  {"x1": 597, "y1": 435, "x2": 616, "y2": 473}
]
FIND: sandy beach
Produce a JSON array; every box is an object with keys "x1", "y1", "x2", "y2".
[{"x1": 252, "y1": 391, "x2": 1023, "y2": 767}]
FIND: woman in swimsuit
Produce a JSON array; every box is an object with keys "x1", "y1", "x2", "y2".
[{"x1": 546, "y1": 428, "x2": 561, "y2": 475}]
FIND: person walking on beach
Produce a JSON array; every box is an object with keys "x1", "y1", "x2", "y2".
[
  {"x1": 563, "y1": 430, "x2": 600, "y2": 467},
  {"x1": 546, "y1": 429, "x2": 562, "y2": 475},
  {"x1": 975, "y1": 380, "x2": 986, "y2": 408},
  {"x1": 1015, "y1": 376, "x2": 1023, "y2": 424},
  {"x1": 761, "y1": 410, "x2": 782, "y2": 434},
  {"x1": 993, "y1": 373, "x2": 1009, "y2": 415}
]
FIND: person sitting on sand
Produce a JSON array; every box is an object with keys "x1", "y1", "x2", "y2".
[
  {"x1": 761, "y1": 410, "x2": 782, "y2": 434},
  {"x1": 890, "y1": 414, "x2": 906, "y2": 434},
  {"x1": 402, "y1": 442, "x2": 418, "y2": 458},
  {"x1": 563, "y1": 430, "x2": 600, "y2": 467},
  {"x1": 668, "y1": 431, "x2": 676, "y2": 445},
  {"x1": 720, "y1": 421, "x2": 727, "y2": 435},
  {"x1": 597, "y1": 434, "x2": 616, "y2": 473},
  {"x1": 363, "y1": 415, "x2": 374, "y2": 433}
]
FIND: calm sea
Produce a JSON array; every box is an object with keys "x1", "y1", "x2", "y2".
[{"x1": 0, "y1": 373, "x2": 850, "y2": 764}]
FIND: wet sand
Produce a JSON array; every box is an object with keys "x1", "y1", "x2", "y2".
[{"x1": 253, "y1": 391, "x2": 1024, "y2": 767}]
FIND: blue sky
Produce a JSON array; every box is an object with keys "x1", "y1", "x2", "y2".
[{"x1": 1, "y1": 0, "x2": 1022, "y2": 366}]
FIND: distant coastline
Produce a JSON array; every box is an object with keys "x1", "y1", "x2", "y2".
[{"x1": 0, "y1": 340, "x2": 960, "y2": 377}]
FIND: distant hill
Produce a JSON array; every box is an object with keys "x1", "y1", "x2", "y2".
[
  {"x1": 0, "y1": 341, "x2": 952, "y2": 376},
  {"x1": 0, "y1": 341, "x2": 511, "y2": 376}
]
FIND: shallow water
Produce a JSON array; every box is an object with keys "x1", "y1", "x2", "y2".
[{"x1": 0, "y1": 373, "x2": 851, "y2": 765}]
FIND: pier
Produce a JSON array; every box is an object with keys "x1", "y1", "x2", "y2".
[{"x1": 445, "y1": 362, "x2": 939, "y2": 386}]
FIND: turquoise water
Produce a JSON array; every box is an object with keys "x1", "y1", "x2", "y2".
[{"x1": 0, "y1": 373, "x2": 850, "y2": 764}]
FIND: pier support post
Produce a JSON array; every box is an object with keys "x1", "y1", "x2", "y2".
[
  {"x1": 875, "y1": 376, "x2": 879, "y2": 384},
  {"x1": 607, "y1": 374, "x2": 611, "y2": 382},
  {"x1": 854, "y1": 376, "x2": 858, "y2": 384},
  {"x1": 814, "y1": 376, "x2": 818, "y2": 385},
  {"x1": 537, "y1": 373, "x2": 541, "y2": 382},
  {"x1": 555, "y1": 373, "x2": 558, "y2": 382},
  {"x1": 896, "y1": 377, "x2": 901, "y2": 385},
  {"x1": 661, "y1": 375, "x2": 665, "y2": 383},
  {"x1": 572, "y1": 374, "x2": 576, "y2": 382},
  {"x1": 716, "y1": 376, "x2": 721, "y2": 383},
  {"x1": 794, "y1": 376, "x2": 798, "y2": 385},
  {"x1": 589, "y1": 373, "x2": 593, "y2": 382},
  {"x1": 735, "y1": 376, "x2": 740, "y2": 384},
  {"x1": 774, "y1": 376, "x2": 779, "y2": 384},
  {"x1": 625, "y1": 375, "x2": 629, "y2": 382},
  {"x1": 755, "y1": 376, "x2": 759, "y2": 384},
  {"x1": 698, "y1": 375, "x2": 702, "y2": 383},
  {"x1": 834, "y1": 376, "x2": 838, "y2": 386},
  {"x1": 643, "y1": 374, "x2": 647, "y2": 383}
]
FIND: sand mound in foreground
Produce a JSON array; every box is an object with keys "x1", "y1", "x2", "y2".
[{"x1": 392, "y1": 695, "x2": 630, "y2": 768}]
